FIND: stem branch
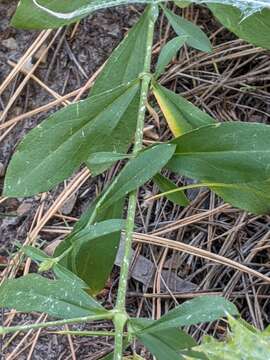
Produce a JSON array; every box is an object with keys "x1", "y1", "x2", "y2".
[{"x1": 0, "y1": 313, "x2": 113, "y2": 336}]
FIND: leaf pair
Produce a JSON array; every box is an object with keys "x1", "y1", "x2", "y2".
[
  {"x1": 54, "y1": 143, "x2": 176, "y2": 294},
  {"x1": 100, "y1": 295, "x2": 238, "y2": 360},
  {"x1": 4, "y1": 6, "x2": 156, "y2": 197}
]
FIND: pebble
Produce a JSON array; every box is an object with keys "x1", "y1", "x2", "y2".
[{"x1": 2, "y1": 38, "x2": 18, "y2": 50}]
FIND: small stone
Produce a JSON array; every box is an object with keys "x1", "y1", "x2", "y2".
[
  {"x1": 60, "y1": 193, "x2": 77, "y2": 215},
  {"x1": 2, "y1": 38, "x2": 18, "y2": 50},
  {"x1": 17, "y1": 202, "x2": 32, "y2": 216},
  {"x1": 33, "y1": 44, "x2": 48, "y2": 64},
  {"x1": 44, "y1": 239, "x2": 62, "y2": 256}
]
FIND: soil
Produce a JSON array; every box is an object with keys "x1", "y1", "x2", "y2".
[{"x1": 1, "y1": 1, "x2": 270, "y2": 359}]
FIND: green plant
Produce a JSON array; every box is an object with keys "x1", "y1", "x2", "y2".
[
  {"x1": 1, "y1": 1, "x2": 270, "y2": 359},
  {"x1": 188, "y1": 317, "x2": 270, "y2": 360}
]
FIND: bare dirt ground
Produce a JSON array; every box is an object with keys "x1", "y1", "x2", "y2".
[{"x1": 1, "y1": 1, "x2": 270, "y2": 359}]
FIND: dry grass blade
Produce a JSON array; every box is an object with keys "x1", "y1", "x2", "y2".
[{"x1": 133, "y1": 233, "x2": 270, "y2": 284}]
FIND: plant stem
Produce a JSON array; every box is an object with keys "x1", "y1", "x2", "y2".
[
  {"x1": 113, "y1": 5, "x2": 158, "y2": 360},
  {"x1": 52, "y1": 330, "x2": 118, "y2": 337},
  {"x1": 0, "y1": 313, "x2": 113, "y2": 336}
]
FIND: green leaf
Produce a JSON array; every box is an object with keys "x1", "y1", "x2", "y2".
[
  {"x1": 0, "y1": 274, "x2": 105, "y2": 319},
  {"x1": 155, "y1": 36, "x2": 187, "y2": 78},
  {"x1": 168, "y1": 122, "x2": 270, "y2": 185},
  {"x1": 21, "y1": 245, "x2": 89, "y2": 287},
  {"x1": 91, "y1": 6, "x2": 156, "y2": 95},
  {"x1": 11, "y1": 0, "x2": 270, "y2": 30},
  {"x1": 86, "y1": 152, "x2": 132, "y2": 177},
  {"x1": 100, "y1": 144, "x2": 176, "y2": 210},
  {"x1": 130, "y1": 318, "x2": 196, "y2": 360},
  {"x1": 55, "y1": 198, "x2": 125, "y2": 295},
  {"x1": 21, "y1": 245, "x2": 49, "y2": 262},
  {"x1": 153, "y1": 83, "x2": 215, "y2": 136},
  {"x1": 68, "y1": 220, "x2": 125, "y2": 295},
  {"x1": 139, "y1": 296, "x2": 238, "y2": 332},
  {"x1": 11, "y1": 1, "x2": 161, "y2": 29},
  {"x1": 208, "y1": 5, "x2": 270, "y2": 50},
  {"x1": 174, "y1": 1, "x2": 191, "y2": 9},
  {"x1": 153, "y1": 173, "x2": 189, "y2": 206},
  {"x1": 210, "y1": 179, "x2": 270, "y2": 215},
  {"x1": 85, "y1": 6, "x2": 156, "y2": 173},
  {"x1": 4, "y1": 82, "x2": 139, "y2": 197},
  {"x1": 163, "y1": 7, "x2": 212, "y2": 53},
  {"x1": 197, "y1": 316, "x2": 270, "y2": 360}
]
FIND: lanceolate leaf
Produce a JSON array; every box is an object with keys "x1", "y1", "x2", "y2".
[
  {"x1": 163, "y1": 7, "x2": 212, "y2": 53},
  {"x1": 155, "y1": 36, "x2": 187, "y2": 78},
  {"x1": 86, "y1": 7, "x2": 155, "y2": 172},
  {"x1": 11, "y1": 0, "x2": 162, "y2": 29},
  {"x1": 100, "y1": 144, "x2": 176, "y2": 210},
  {"x1": 91, "y1": 6, "x2": 156, "y2": 95},
  {"x1": 138, "y1": 296, "x2": 238, "y2": 332},
  {"x1": 168, "y1": 122, "x2": 270, "y2": 185},
  {"x1": 153, "y1": 83, "x2": 215, "y2": 136},
  {"x1": 70, "y1": 220, "x2": 125, "y2": 295},
  {"x1": 55, "y1": 199, "x2": 125, "y2": 295},
  {"x1": 208, "y1": 5, "x2": 270, "y2": 50},
  {"x1": 174, "y1": 1, "x2": 192, "y2": 8},
  {"x1": 11, "y1": 1, "x2": 270, "y2": 30},
  {"x1": 153, "y1": 173, "x2": 189, "y2": 206},
  {"x1": 86, "y1": 153, "x2": 131, "y2": 167},
  {"x1": 85, "y1": 92, "x2": 140, "y2": 176},
  {"x1": 4, "y1": 82, "x2": 139, "y2": 197},
  {"x1": 131, "y1": 319, "x2": 196, "y2": 360},
  {"x1": 0, "y1": 274, "x2": 106, "y2": 319},
  {"x1": 210, "y1": 180, "x2": 270, "y2": 215}
]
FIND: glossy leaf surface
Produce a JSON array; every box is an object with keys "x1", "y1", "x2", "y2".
[
  {"x1": 153, "y1": 83, "x2": 215, "y2": 136},
  {"x1": 0, "y1": 274, "x2": 105, "y2": 319}
]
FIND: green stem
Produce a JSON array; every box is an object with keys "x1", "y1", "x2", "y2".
[
  {"x1": 52, "y1": 330, "x2": 118, "y2": 337},
  {"x1": 0, "y1": 313, "x2": 113, "y2": 336},
  {"x1": 113, "y1": 5, "x2": 158, "y2": 360}
]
